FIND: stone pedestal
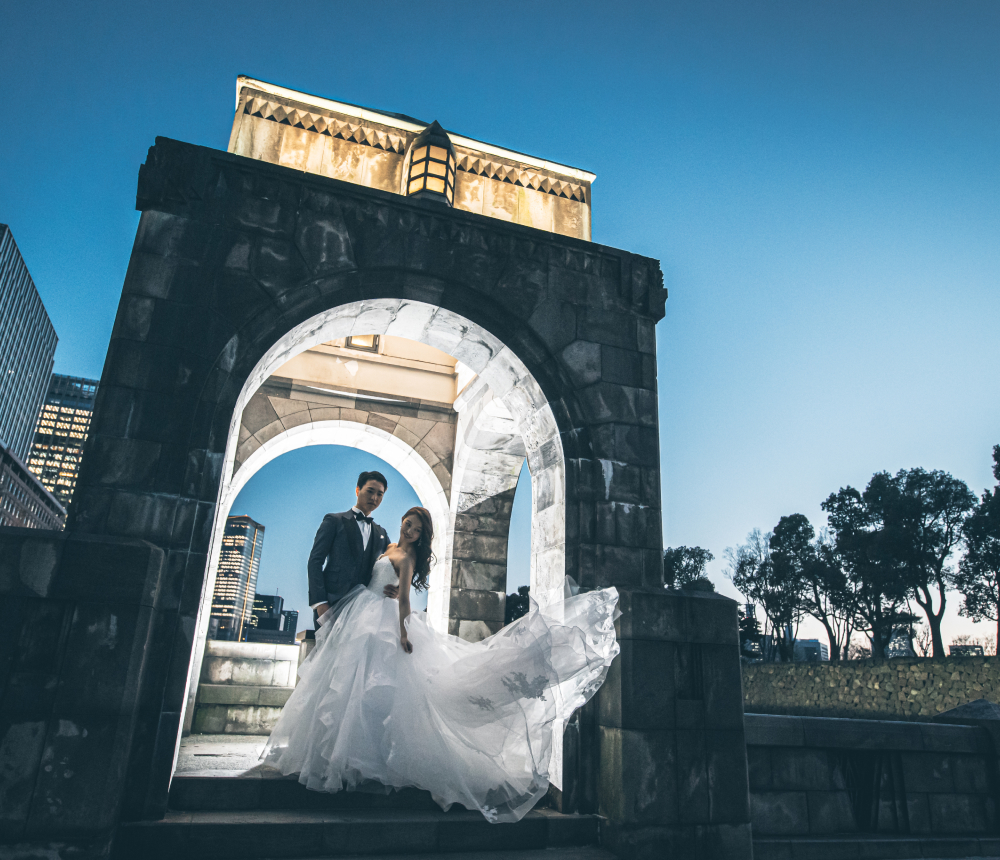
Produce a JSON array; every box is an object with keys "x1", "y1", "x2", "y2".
[
  {"x1": 0, "y1": 527, "x2": 165, "y2": 857},
  {"x1": 598, "y1": 587, "x2": 753, "y2": 860}
]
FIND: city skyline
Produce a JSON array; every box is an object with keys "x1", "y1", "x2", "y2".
[{"x1": 2, "y1": 2, "x2": 998, "y2": 645}]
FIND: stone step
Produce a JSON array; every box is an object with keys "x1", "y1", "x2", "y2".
[
  {"x1": 754, "y1": 835, "x2": 1000, "y2": 860},
  {"x1": 170, "y1": 775, "x2": 443, "y2": 812},
  {"x1": 276, "y1": 850, "x2": 614, "y2": 860},
  {"x1": 115, "y1": 808, "x2": 602, "y2": 859}
]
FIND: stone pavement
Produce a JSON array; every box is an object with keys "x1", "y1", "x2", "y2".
[{"x1": 176, "y1": 733, "x2": 272, "y2": 777}]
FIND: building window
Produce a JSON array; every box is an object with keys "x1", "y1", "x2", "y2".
[
  {"x1": 405, "y1": 121, "x2": 456, "y2": 207},
  {"x1": 345, "y1": 334, "x2": 380, "y2": 353}
]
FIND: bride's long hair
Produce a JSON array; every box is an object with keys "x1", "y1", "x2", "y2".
[{"x1": 403, "y1": 506, "x2": 435, "y2": 591}]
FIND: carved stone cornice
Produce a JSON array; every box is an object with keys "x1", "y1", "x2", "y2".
[
  {"x1": 239, "y1": 88, "x2": 589, "y2": 204},
  {"x1": 242, "y1": 92, "x2": 410, "y2": 154}
]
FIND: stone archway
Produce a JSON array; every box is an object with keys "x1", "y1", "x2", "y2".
[
  {"x1": 206, "y1": 299, "x2": 566, "y2": 636},
  {"x1": 68, "y1": 136, "x2": 671, "y2": 825}
]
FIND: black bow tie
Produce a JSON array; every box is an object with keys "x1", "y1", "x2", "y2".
[{"x1": 354, "y1": 511, "x2": 373, "y2": 524}]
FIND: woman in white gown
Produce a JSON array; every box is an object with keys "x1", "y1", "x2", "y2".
[{"x1": 263, "y1": 506, "x2": 619, "y2": 823}]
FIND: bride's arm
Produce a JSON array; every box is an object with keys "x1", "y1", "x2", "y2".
[{"x1": 398, "y1": 561, "x2": 415, "y2": 654}]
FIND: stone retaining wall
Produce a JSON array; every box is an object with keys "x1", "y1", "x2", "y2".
[{"x1": 743, "y1": 657, "x2": 1000, "y2": 720}]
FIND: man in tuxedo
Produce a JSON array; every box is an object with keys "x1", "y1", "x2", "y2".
[{"x1": 308, "y1": 470, "x2": 396, "y2": 626}]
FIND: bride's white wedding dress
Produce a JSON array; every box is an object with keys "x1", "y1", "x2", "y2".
[{"x1": 262, "y1": 557, "x2": 619, "y2": 823}]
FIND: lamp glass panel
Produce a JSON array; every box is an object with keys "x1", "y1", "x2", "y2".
[
  {"x1": 408, "y1": 177, "x2": 424, "y2": 194},
  {"x1": 412, "y1": 146, "x2": 428, "y2": 162},
  {"x1": 429, "y1": 145, "x2": 448, "y2": 161},
  {"x1": 426, "y1": 176, "x2": 446, "y2": 193},
  {"x1": 349, "y1": 334, "x2": 376, "y2": 349},
  {"x1": 428, "y1": 160, "x2": 446, "y2": 177},
  {"x1": 411, "y1": 158, "x2": 427, "y2": 175}
]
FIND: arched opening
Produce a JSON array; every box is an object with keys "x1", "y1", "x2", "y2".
[{"x1": 177, "y1": 299, "x2": 567, "y2": 773}]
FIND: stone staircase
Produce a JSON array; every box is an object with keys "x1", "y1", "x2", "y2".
[{"x1": 113, "y1": 775, "x2": 610, "y2": 859}]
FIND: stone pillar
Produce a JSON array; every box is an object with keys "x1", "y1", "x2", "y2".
[
  {"x1": 0, "y1": 527, "x2": 165, "y2": 854},
  {"x1": 598, "y1": 587, "x2": 753, "y2": 860},
  {"x1": 446, "y1": 382, "x2": 525, "y2": 640}
]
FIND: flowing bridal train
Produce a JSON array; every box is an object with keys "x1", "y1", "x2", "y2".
[{"x1": 263, "y1": 555, "x2": 619, "y2": 823}]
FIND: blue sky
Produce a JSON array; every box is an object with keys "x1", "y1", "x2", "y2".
[{"x1": 2, "y1": 2, "x2": 998, "y2": 638}]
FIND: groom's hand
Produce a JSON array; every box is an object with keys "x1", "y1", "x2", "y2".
[
  {"x1": 383, "y1": 584, "x2": 399, "y2": 599},
  {"x1": 314, "y1": 602, "x2": 330, "y2": 625}
]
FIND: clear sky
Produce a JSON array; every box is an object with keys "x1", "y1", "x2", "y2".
[{"x1": 2, "y1": 2, "x2": 998, "y2": 641}]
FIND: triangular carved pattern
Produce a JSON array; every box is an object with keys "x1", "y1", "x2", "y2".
[
  {"x1": 245, "y1": 98, "x2": 409, "y2": 154},
  {"x1": 455, "y1": 155, "x2": 587, "y2": 202}
]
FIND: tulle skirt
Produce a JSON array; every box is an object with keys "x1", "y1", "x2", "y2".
[{"x1": 262, "y1": 584, "x2": 619, "y2": 822}]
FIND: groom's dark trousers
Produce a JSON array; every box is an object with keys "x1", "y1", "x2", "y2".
[{"x1": 307, "y1": 510, "x2": 389, "y2": 626}]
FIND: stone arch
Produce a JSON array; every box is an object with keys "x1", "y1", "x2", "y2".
[
  {"x1": 180, "y1": 298, "x2": 568, "y2": 739},
  {"x1": 69, "y1": 137, "x2": 665, "y2": 818},
  {"x1": 210, "y1": 298, "x2": 566, "y2": 625}
]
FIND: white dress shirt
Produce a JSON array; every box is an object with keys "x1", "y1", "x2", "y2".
[
  {"x1": 352, "y1": 506, "x2": 372, "y2": 550},
  {"x1": 311, "y1": 508, "x2": 373, "y2": 614}
]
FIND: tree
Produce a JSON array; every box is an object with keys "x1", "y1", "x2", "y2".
[
  {"x1": 822, "y1": 474, "x2": 914, "y2": 658},
  {"x1": 894, "y1": 468, "x2": 975, "y2": 657},
  {"x1": 505, "y1": 586, "x2": 530, "y2": 624},
  {"x1": 726, "y1": 529, "x2": 801, "y2": 661},
  {"x1": 663, "y1": 546, "x2": 715, "y2": 591},
  {"x1": 769, "y1": 516, "x2": 856, "y2": 661},
  {"x1": 955, "y1": 445, "x2": 1000, "y2": 644}
]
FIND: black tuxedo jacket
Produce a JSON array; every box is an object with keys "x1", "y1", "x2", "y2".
[{"x1": 307, "y1": 510, "x2": 389, "y2": 607}]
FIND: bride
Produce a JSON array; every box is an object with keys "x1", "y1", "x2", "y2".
[{"x1": 263, "y1": 506, "x2": 619, "y2": 823}]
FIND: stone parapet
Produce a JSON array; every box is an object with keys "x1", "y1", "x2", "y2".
[
  {"x1": 744, "y1": 657, "x2": 1000, "y2": 721},
  {"x1": 746, "y1": 712, "x2": 999, "y2": 845},
  {"x1": 0, "y1": 526, "x2": 165, "y2": 854},
  {"x1": 597, "y1": 587, "x2": 753, "y2": 860}
]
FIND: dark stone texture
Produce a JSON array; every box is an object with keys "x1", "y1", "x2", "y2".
[
  {"x1": 751, "y1": 791, "x2": 810, "y2": 836},
  {"x1": 0, "y1": 527, "x2": 165, "y2": 850}
]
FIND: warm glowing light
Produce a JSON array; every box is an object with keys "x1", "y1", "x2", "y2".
[{"x1": 405, "y1": 121, "x2": 456, "y2": 206}]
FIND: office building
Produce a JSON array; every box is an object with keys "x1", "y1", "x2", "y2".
[
  {"x1": 0, "y1": 440, "x2": 66, "y2": 529},
  {"x1": 208, "y1": 515, "x2": 264, "y2": 641},
  {"x1": 28, "y1": 374, "x2": 99, "y2": 507},
  {"x1": 243, "y1": 593, "x2": 298, "y2": 644},
  {"x1": 0, "y1": 225, "x2": 58, "y2": 462},
  {"x1": 793, "y1": 638, "x2": 830, "y2": 662}
]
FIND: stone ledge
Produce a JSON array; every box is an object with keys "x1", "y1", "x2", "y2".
[
  {"x1": 744, "y1": 713, "x2": 990, "y2": 754},
  {"x1": 197, "y1": 684, "x2": 294, "y2": 706},
  {"x1": 753, "y1": 834, "x2": 1000, "y2": 860},
  {"x1": 204, "y1": 641, "x2": 300, "y2": 661}
]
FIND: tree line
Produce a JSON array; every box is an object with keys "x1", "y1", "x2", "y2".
[{"x1": 664, "y1": 446, "x2": 1000, "y2": 661}]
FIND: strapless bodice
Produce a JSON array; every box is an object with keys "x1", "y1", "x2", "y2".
[{"x1": 366, "y1": 556, "x2": 399, "y2": 596}]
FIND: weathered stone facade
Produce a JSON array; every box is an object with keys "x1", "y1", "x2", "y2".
[
  {"x1": 229, "y1": 77, "x2": 594, "y2": 241},
  {"x1": 744, "y1": 657, "x2": 1000, "y2": 721}
]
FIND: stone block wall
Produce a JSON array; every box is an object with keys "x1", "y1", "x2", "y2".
[
  {"x1": 191, "y1": 640, "x2": 299, "y2": 734},
  {"x1": 0, "y1": 526, "x2": 165, "y2": 853},
  {"x1": 747, "y1": 713, "x2": 1000, "y2": 850},
  {"x1": 744, "y1": 657, "x2": 1000, "y2": 721},
  {"x1": 597, "y1": 588, "x2": 753, "y2": 859}
]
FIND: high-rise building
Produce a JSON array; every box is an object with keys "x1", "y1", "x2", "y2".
[
  {"x1": 0, "y1": 439, "x2": 66, "y2": 529},
  {"x1": 243, "y1": 593, "x2": 298, "y2": 644},
  {"x1": 209, "y1": 515, "x2": 265, "y2": 641},
  {"x1": 28, "y1": 374, "x2": 99, "y2": 507},
  {"x1": 0, "y1": 225, "x2": 58, "y2": 462}
]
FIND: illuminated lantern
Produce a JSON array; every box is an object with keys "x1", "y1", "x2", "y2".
[{"x1": 405, "y1": 121, "x2": 456, "y2": 206}]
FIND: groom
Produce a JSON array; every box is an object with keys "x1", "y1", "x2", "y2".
[{"x1": 308, "y1": 470, "x2": 396, "y2": 626}]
